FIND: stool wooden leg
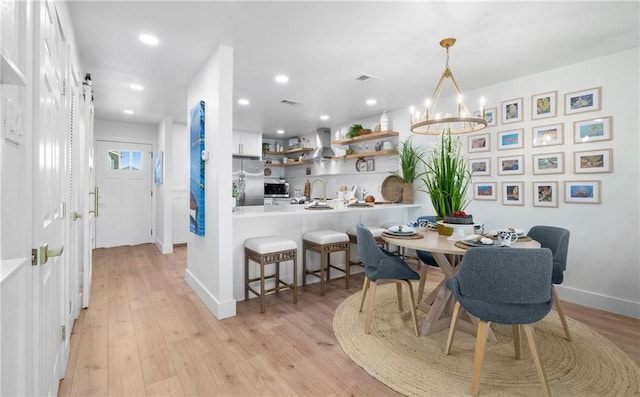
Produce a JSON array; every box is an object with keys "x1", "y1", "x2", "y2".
[
  {"x1": 345, "y1": 246, "x2": 350, "y2": 289},
  {"x1": 244, "y1": 255, "x2": 249, "y2": 301},
  {"x1": 259, "y1": 261, "x2": 266, "y2": 314},
  {"x1": 302, "y1": 247, "x2": 308, "y2": 287},
  {"x1": 275, "y1": 261, "x2": 281, "y2": 294},
  {"x1": 292, "y1": 255, "x2": 298, "y2": 304},
  {"x1": 320, "y1": 251, "x2": 327, "y2": 296}
]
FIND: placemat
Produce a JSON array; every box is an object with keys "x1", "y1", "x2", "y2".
[{"x1": 382, "y1": 231, "x2": 424, "y2": 240}]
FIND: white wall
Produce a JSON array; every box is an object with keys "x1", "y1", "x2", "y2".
[
  {"x1": 94, "y1": 119, "x2": 157, "y2": 144},
  {"x1": 380, "y1": 48, "x2": 639, "y2": 318},
  {"x1": 171, "y1": 122, "x2": 189, "y2": 244},
  {"x1": 154, "y1": 116, "x2": 173, "y2": 253},
  {"x1": 185, "y1": 44, "x2": 236, "y2": 319}
]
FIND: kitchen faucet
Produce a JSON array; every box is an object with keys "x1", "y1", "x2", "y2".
[{"x1": 312, "y1": 178, "x2": 327, "y2": 203}]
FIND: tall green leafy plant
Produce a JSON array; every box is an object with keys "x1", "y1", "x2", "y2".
[
  {"x1": 419, "y1": 129, "x2": 471, "y2": 217},
  {"x1": 397, "y1": 137, "x2": 425, "y2": 183}
]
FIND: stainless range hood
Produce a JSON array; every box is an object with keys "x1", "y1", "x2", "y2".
[{"x1": 310, "y1": 127, "x2": 335, "y2": 160}]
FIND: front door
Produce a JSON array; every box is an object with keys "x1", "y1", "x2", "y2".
[{"x1": 95, "y1": 140, "x2": 153, "y2": 248}]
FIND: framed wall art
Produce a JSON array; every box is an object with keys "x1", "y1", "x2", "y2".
[
  {"x1": 473, "y1": 182, "x2": 497, "y2": 201},
  {"x1": 501, "y1": 97, "x2": 523, "y2": 124},
  {"x1": 533, "y1": 181, "x2": 558, "y2": 207},
  {"x1": 531, "y1": 91, "x2": 557, "y2": 120},
  {"x1": 474, "y1": 107, "x2": 497, "y2": 127},
  {"x1": 154, "y1": 151, "x2": 164, "y2": 184},
  {"x1": 532, "y1": 123, "x2": 564, "y2": 147},
  {"x1": 497, "y1": 128, "x2": 524, "y2": 150},
  {"x1": 532, "y1": 152, "x2": 564, "y2": 175},
  {"x1": 484, "y1": 107, "x2": 497, "y2": 127},
  {"x1": 574, "y1": 149, "x2": 612, "y2": 174},
  {"x1": 498, "y1": 155, "x2": 524, "y2": 175},
  {"x1": 189, "y1": 100, "x2": 206, "y2": 236},
  {"x1": 469, "y1": 157, "x2": 490, "y2": 176},
  {"x1": 573, "y1": 116, "x2": 612, "y2": 143},
  {"x1": 564, "y1": 180, "x2": 601, "y2": 204},
  {"x1": 564, "y1": 87, "x2": 601, "y2": 115},
  {"x1": 502, "y1": 181, "x2": 524, "y2": 206},
  {"x1": 468, "y1": 133, "x2": 490, "y2": 152}
]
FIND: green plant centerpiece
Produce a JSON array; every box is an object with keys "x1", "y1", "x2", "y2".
[
  {"x1": 396, "y1": 137, "x2": 425, "y2": 203},
  {"x1": 419, "y1": 129, "x2": 471, "y2": 234}
]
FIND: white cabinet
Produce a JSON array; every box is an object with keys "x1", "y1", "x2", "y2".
[{"x1": 233, "y1": 130, "x2": 262, "y2": 157}]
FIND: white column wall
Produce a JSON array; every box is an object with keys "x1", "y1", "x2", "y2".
[
  {"x1": 171, "y1": 122, "x2": 189, "y2": 244},
  {"x1": 154, "y1": 116, "x2": 173, "y2": 254},
  {"x1": 185, "y1": 45, "x2": 235, "y2": 319}
]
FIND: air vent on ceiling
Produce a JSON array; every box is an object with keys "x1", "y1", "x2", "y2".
[
  {"x1": 355, "y1": 74, "x2": 375, "y2": 81},
  {"x1": 280, "y1": 99, "x2": 303, "y2": 106}
]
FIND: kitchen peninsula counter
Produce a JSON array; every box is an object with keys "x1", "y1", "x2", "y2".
[{"x1": 232, "y1": 203, "x2": 421, "y2": 301}]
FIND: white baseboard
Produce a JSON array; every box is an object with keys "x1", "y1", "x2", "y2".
[
  {"x1": 185, "y1": 268, "x2": 236, "y2": 319},
  {"x1": 557, "y1": 285, "x2": 640, "y2": 319},
  {"x1": 154, "y1": 238, "x2": 173, "y2": 254}
]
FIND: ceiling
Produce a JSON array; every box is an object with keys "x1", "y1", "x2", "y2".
[{"x1": 67, "y1": 1, "x2": 639, "y2": 139}]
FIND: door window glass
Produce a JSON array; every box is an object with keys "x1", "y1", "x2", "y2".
[{"x1": 108, "y1": 150, "x2": 143, "y2": 170}]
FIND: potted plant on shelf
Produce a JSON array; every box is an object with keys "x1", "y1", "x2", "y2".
[
  {"x1": 397, "y1": 137, "x2": 425, "y2": 204},
  {"x1": 419, "y1": 129, "x2": 471, "y2": 235}
]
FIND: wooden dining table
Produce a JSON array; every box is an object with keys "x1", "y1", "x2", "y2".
[{"x1": 381, "y1": 229, "x2": 541, "y2": 336}]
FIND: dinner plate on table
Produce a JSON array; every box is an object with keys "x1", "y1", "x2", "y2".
[
  {"x1": 460, "y1": 238, "x2": 495, "y2": 247},
  {"x1": 386, "y1": 230, "x2": 417, "y2": 237},
  {"x1": 386, "y1": 225, "x2": 416, "y2": 236}
]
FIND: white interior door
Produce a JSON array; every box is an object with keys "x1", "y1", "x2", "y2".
[
  {"x1": 31, "y1": 1, "x2": 67, "y2": 395},
  {"x1": 95, "y1": 140, "x2": 153, "y2": 248},
  {"x1": 80, "y1": 83, "x2": 95, "y2": 308}
]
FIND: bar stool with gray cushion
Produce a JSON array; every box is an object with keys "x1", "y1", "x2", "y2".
[
  {"x1": 302, "y1": 230, "x2": 350, "y2": 295},
  {"x1": 346, "y1": 225, "x2": 388, "y2": 268},
  {"x1": 244, "y1": 236, "x2": 298, "y2": 313}
]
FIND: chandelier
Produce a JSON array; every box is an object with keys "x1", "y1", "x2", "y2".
[{"x1": 410, "y1": 38, "x2": 487, "y2": 135}]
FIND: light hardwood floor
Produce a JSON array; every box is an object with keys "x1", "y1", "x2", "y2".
[{"x1": 59, "y1": 244, "x2": 639, "y2": 396}]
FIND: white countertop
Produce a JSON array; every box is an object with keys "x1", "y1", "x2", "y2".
[{"x1": 233, "y1": 202, "x2": 421, "y2": 218}]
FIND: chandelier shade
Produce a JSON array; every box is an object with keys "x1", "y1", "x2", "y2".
[{"x1": 410, "y1": 38, "x2": 487, "y2": 135}]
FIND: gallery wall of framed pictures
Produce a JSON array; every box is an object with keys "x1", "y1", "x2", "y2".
[{"x1": 468, "y1": 85, "x2": 611, "y2": 207}]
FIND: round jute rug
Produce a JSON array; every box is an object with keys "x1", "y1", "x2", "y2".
[{"x1": 333, "y1": 282, "x2": 640, "y2": 397}]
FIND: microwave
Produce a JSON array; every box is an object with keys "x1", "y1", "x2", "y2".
[{"x1": 264, "y1": 182, "x2": 289, "y2": 198}]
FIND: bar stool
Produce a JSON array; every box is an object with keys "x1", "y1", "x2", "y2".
[
  {"x1": 244, "y1": 236, "x2": 298, "y2": 313},
  {"x1": 346, "y1": 225, "x2": 388, "y2": 269},
  {"x1": 302, "y1": 230, "x2": 350, "y2": 295}
]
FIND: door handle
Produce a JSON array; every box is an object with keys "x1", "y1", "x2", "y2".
[
  {"x1": 89, "y1": 186, "x2": 99, "y2": 217},
  {"x1": 31, "y1": 243, "x2": 65, "y2": 266}
]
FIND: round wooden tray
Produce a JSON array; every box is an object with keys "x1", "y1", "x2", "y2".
[{"x1": 381, "y1": 175, "x2": 403, "y2": 203}]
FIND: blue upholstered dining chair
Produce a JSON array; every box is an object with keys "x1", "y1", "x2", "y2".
[
  {"x1": 527, "y1": 225, "x2": 571, "y2": 340},
  {"x1": 415, "y1": 215, "x2": 438, "y2": 302},
  {"x1": 445, "y1": 248, "x2": 554, "y2": 397},
  {"x1": 355, "y1": 223, "x2": 421, "y2": 336}
]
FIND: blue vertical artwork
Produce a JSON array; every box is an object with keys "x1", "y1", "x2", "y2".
[{"x1": 189, "y1": 101, "x2": 205, "y2": 236}]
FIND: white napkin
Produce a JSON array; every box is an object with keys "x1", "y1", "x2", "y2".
[{"x1": 388, "y1": 225, "x2": 415, "y2": 233}]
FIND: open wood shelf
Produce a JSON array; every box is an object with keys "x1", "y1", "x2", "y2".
[
  {"x1": 334, "y1": 149, "x2": 397, "y2": 160},
  {"x1": 332, "y1": 130, "x2": 399, "y2": 145},
  {"x1": 264, "y1": 147, "x2": 313, "y2": 156}
]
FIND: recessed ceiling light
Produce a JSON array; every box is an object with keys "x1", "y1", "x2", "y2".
[
  {"x1": 277, "y1": 129, "x2": 285, "y2": 135},
  {"x1": 320, "y1": 114, "x2": 329, "y2": 121},
  {"x1": 366, "y1": 99, "x2": 377, "y2": 106},
  {"x1": 238, "y1": 98, "x2": 250, "y2": 106},
  {"x1": 139, "y1": 34, "x2": 159, "y2": 45},
  {"x1": 275, "y1": 74, "x2": 289, "y2": 83},
  {"x1": 123, "y1": 109, "x2": 134, "y2": 114},
  {"x1": 130, "y1": 83, "x2": 144, "y2": 91}
]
